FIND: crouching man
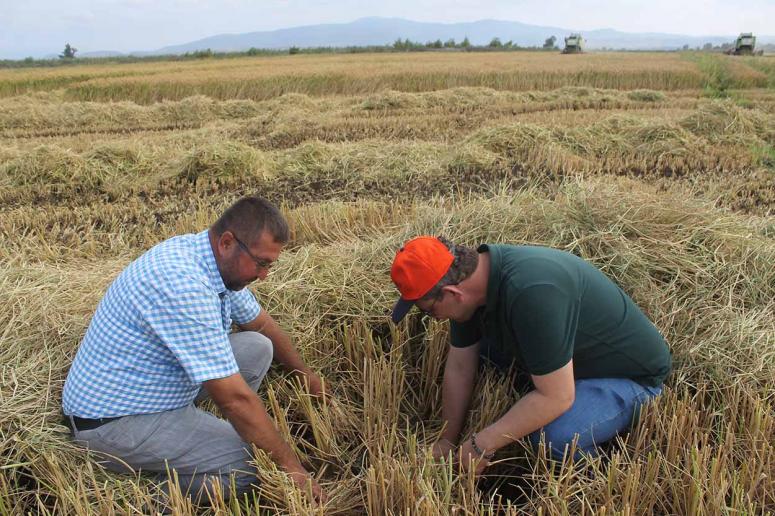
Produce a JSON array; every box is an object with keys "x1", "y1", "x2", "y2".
[
  {"x1": 62, "y1": 196, "x2": 326, "y2": 503},
  {"x1": 390, "y1": 236, "x2": 670, "y2": 474}
]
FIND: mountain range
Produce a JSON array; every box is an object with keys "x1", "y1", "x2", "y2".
[{"x1": 81, "y1": 17, "x2": 775, "y2": 57}]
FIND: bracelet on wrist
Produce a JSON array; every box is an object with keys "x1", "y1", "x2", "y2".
[{"x1": 471, "y1": 432, "x2": 495, "y2": 460}]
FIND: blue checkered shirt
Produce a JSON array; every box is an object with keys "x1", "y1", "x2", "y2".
[{"x1": 62, "y1": 230, "x2": 261, "y2": 418}]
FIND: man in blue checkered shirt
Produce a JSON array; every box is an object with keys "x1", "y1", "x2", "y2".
[{"x1": 62, "y1": 196, "x2": 327, "y2": 503}]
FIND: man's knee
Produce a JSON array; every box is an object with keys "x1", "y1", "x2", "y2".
[
  {"x1": 230, "y1": 470, "x2": 259, "y2": 498},
  {"x1": 529, "y1": 426, "x2": 579, "y2": 460},
  {"x1": 162, "y1": 468, "x2": 258, "y2": 504},
  {"x1": 230, "y1": 332, "x2": 273, "y2": 385},
  {"x1": 203, "y1": 468, "x2": 258, "y2": 501}
]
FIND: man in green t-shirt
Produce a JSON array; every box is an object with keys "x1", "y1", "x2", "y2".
[{"x1": 390, "y1": 236, "x2": 670, "y2": 474}]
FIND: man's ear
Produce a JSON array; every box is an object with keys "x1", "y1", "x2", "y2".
[
  {"x1": 217, "y1": 231, "x2": 236, "y2": 254},
  {"x1": 442, "y1": 284, "x2": 465, "y2": 301}
]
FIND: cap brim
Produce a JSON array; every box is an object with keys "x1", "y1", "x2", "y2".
[{"x1": 391, "y1": 298, "x2": 415, "y2": 324}]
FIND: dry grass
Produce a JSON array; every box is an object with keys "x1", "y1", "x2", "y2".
[
  {"x1": 1, "y1": 181, "x2": 773, "y2": 514},
  {"x1": 1, "y1": 51, "x2": 774, "y2": 514},
  {"x1": 2, "y1": 91, "x2": 771, "y2": 216},
  {"x1": 0, "y1": 52, "x2": 768, "y2": 103}
]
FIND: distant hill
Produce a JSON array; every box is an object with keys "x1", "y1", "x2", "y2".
[{"x1": 130, "y1": 17, "x2": 775, "y2": 56}]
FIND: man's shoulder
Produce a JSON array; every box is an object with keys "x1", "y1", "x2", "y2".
[
  {"x1": 139, "y1": 233, "x2": 200, "y2": 265},
  {"x1": 497, "y1": 245, "x2": 579, "y2": 271},
  {"x1": 493, "y1": 244, "x2": 572, "y2": 262},
  {"x1": 122, "y1": 234, "x2": 210, "y2": 291},
  {"x1": 493, "y1": 245, "x2": 583, "y2": 300}
]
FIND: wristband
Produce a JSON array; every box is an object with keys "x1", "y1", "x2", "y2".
[{"x1": 471, "y1": 432, "x2": 495, "y2": 460}]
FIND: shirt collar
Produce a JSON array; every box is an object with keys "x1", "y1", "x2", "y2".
[
  {"x1": 478, "y1": 243, "x2": 502, "y2": 315},
  {"x1": 196, "y1": 230, "x2": 227, "y2": 295}
]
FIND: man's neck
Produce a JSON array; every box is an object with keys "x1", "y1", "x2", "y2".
[
  {"x1": 207, "y1": 229, "x2": 225, "y2": 275},
  {"x1": 465, "y1": 251, "x2": 490, "y2": 308}
]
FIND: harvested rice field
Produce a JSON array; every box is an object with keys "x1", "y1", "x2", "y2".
[{"x1": 0, "y1": 51, "x2": 773, "y2": 514}]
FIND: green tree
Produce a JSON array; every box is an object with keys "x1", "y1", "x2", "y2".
[
  {"x1": 59, "y1": 43, "x2": 77, "y2": 59},
  {"x1": 444, "y1": 38, "x2": 456, "y2": 48},
  {"x1": 397, "y1": 38, "x2": 418, "y2": 50},
  {"x1": 191, "y1": 48, "x2": 213, "y2": 58},
  {"x1": 460, "y1": 36, "x2": 471, "y2": 49},
  {"x1": 489, "y1": 37, "x2": 503, "y2": 48},
  {"x1": 543, "y1": 36, "x2": 557, "y2": 49},
  {"x1": 431, "y1": 39, "x2": 443, "y2": 49},
  {"x1": 289, "y1": 46, "x2": 300, "y2": 55}
]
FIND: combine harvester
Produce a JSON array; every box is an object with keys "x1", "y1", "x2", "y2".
[
  {"x1": 726, "y1": 33, "x2": 763, "y2": 56},
  {"x1": 562, "y1": 34, "x2": 585, "y2": 54}
]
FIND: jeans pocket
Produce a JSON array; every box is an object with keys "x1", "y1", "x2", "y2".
[{"x1": 91, "y1": 414, "x2": 159, "y2": 455}]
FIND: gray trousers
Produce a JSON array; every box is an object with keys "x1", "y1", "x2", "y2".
[{"x1": 68, "y1": 331, "x2": 273, "y2": 501}]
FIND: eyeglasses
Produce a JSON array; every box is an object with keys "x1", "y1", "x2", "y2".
[
  {"x1": 232, "y1": 234, "x2": 274, "y2": 270},
  {"x1": 417, "y1": 294, "x2": 441, "y2": 317}
]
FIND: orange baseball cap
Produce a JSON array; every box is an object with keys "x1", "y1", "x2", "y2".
[{"x1": 390, "y1": 236, "x2": 454, "y2": 323}]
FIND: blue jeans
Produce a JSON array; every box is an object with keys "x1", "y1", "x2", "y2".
[{"x1": 527, "y1": 377, "x2": 662, "y2": 460}]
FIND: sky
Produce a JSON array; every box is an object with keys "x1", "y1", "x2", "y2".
[{"x1": 2, "y1": 0, "x2": 774, "y2": 59}]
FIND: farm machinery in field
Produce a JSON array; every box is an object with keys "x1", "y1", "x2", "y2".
[
  {"x1": 725, "y1": 33, "x2": 762, "y2": 56},
  {"x1": 562, "y1": 34, "x2": 585, "y2": 54}
]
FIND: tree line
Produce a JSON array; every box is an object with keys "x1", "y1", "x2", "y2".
[
  {"x1": 4, "y1": 37, "x2": 769, "y2": 69},
  {"x1": 392, "y1": 36, "x2": 559, "y2": 51}
]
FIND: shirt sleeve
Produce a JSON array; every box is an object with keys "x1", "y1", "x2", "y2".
[
  {"x1": 510, "y1": 284, "x2": 579, "y2": 376},
  {"x1": 143, "y1": 278, "x2": 239, "y2": 384},
  {"x1": 450, "y1": 317, "x2": 482, "y2": 348},
  {"x1": 228, "y1": 288, "x2": 261, "y2": 324}
]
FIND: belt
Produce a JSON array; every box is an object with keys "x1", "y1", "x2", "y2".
[{"x1": 64, "y1": 415, "x2": 122, "y2": 432}]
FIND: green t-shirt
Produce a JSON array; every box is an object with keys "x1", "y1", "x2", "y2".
[{"x1": 450, "y1": 244, "x2": 671, "y2": 387}]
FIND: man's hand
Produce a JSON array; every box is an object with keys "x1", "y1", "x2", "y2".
[
  {"x1": 431, "y1": 438, "x2": 456, "y2": 460},
  {"x1": 302, "y1": 371, "x2": 325, "y2": 398},
  {"x1": 288, "y1": 470, "x2": 328, "y2": 505},
  {"x1": 457, "y1": 438, "x2": 491, "y2": 476},
  {"x1": 293, "y1": 369, "x2": 326, "y2": 398}
]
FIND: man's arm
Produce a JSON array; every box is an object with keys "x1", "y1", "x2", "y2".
[
  {"x1": 462, "y1": 359, "x2": 575, "y2": 469},
  {"x1": 205, "y1": 373, "x2": 325, "y2": 502},
  {"x1": 239, "y1": 310, "x2": 324, "y2": 395},
  {"x1": 433, "y1": 342, "x2": 480, "y2": 457}
]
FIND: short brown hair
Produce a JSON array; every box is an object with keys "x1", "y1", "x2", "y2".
[
  {"x1": 211, "y1": 196, "x2": 290, "y2": 244},
  {"x1": 421, "y1": 236, "x2": 478, "y2": 301}
]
